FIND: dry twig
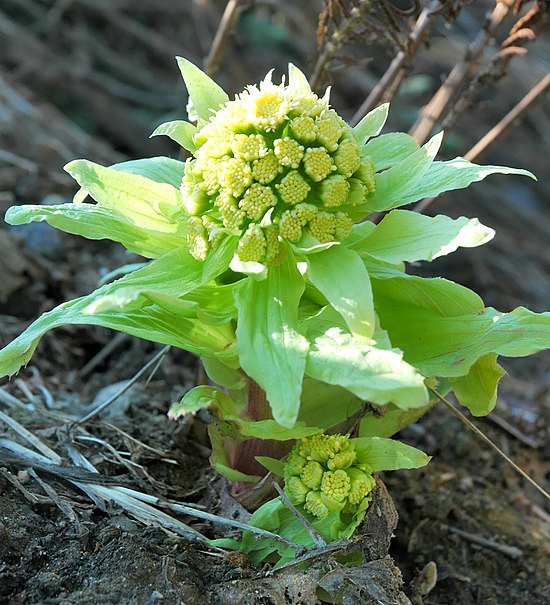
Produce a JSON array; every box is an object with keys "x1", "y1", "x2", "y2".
[
  {"x1": 409, "y1": 0, "x2": 516, "y2": 144},
  {"x1": 204, "y1": 0, "x2": 245, "y2": 78}
]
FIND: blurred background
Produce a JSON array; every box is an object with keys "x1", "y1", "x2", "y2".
[{"x1": 0, "y1": 3, "x2": 549, "y2": 602}]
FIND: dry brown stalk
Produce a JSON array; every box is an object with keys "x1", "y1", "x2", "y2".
[
  {"x1": 464, "y1": 72, "x2": 550, "y2": 162},
  {"x1": 409, "y1": 0, "x2": 516, "y2": 145},
  {"x1": 311, "y1": 0, "x2": 412, "y2": 92},
  {"x1": 204, "y1": 0, "x2": 245, "y2": 78},
  {"x1": 351, "y1": 0, "x2": 442, "y2": 126}
]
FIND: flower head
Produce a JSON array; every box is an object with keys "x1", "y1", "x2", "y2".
[
  {"x1": 284, "y1": 433, "x2": 375, "y2": 518},
  {"x1": 181, "y1": 68, "x2": 376, "y2": 263}
]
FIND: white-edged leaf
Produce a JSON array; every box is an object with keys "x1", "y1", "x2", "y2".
[
  {"x1": 353, "y1": 103, "x2": 390, "y2": 144},
  {"x1": 150, "y1": 120, "x2": 197, "y2": 152},
  {"x1": 357, "y1": 210, "x2": 495, "y2": 264},
  {"x1": 287, "y1": 63, "x2": 311, "y2": 94},
  {"x1": 176, "y1": 56, "x2": 229, "y2": 123},
  {"x1": 5, "y1": 203, "x2": 185, "y2": 260}
]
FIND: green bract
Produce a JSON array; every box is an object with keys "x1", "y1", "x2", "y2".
[{"x1": 0, "y1": 57, "x2": 548, "y2": 562}]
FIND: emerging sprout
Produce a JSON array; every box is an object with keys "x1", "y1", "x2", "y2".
[
  {"x1": 182, "y1": 72, "x2": 376, "y2": 263},
  {"x1": 284, "y1": 434, "x2": 375, "y2": 519}
]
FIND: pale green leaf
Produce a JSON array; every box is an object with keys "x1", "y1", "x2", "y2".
[
  {"x1": 0, "y1": 247, "x2": 237, "y2": 378},
  {"x1": 354, "y1": 437, "x2": 431, "y2": 472},
  {"x1": 65, "y1": 159, "x2": 184, "y2": 227},
  {"x1": 307, "y1": 246, "x2": 375, "y2": 340},
  {"x1": 353, "y1": 104, "x2": 389, "y2": 145},
  {"x1": 371, "y1": 269, "x2": 485, "y2": 317},
  {"x1": 392, "y1": 157, "x2": 536, "y2": 207},
  {"x1": 234, "y1": 254, "x2": 309, "y2": 428},
  {"x1": 202, "y1": 357, "x2": 247, "y2": 390},
  {"x1": 110, "y1": 156, "x2": 186, "y2": 189},
  {"x1": 362, "y1": 132, "x2": 443, "y2": 213},
  {"x1": 176, "y1": 56, "x2": 229, "y2": 122},
  {"x1": 374, "y1": 275, "x2": 550, "y2": 376},
  {"x1": 362, "y1": 132, "x2": 420, "y2": 171},
  {"x1": 359, "y1": 403, "x2": 434, "y2": 438},
  {"x1": 5, "y1": 203, "x2": 186, "y2": 260},
  {"x1": 203, "y1": 235, "x2": 239, "y2": 282},
  {"x1": 150, "y1": 120, "x2": 197, "y2": 152},
  {"x1": 306, "y1": 328, "x2": 428, "y2": 409},
  {"x1": 232, "y1": 418, "x2": 321, "y2": 440},
  {"x1": 255, "y1": 456, "x2": 285, "y2": 477},
  {"x1": 287, "y1": 63, "x2": 311, "y2": 94},
  {"x1": 299, "y1": 378, "x2": 364, "y2": 431},
  {"x1": 358, "y1": 210, "x2": 495, "y2": 264},
  {"x1": 169, "y1": 385, "x2": 239, "y2": 419},
  {"x1": 450, "y1": 354, "x2": 507, "y2": 416}
]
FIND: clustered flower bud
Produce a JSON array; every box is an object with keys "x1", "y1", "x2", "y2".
[
  {"x1": 284, "y1": 434, "x2": 375, "y2": 519},
  {"x1": 182, "y1": 73, "x2": 376, "y2": 263}
]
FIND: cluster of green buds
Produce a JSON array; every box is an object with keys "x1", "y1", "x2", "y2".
[
  {"x1": 183, "y1": 72, "x2": 376, "y2": 263},
  {"x1": 284, "y1": 434, "x2": 376, "y2": 519}
]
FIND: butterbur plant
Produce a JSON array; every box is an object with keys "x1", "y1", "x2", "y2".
[{"x1": 2, "y1": 57, "x2": 549, "y2": 564}]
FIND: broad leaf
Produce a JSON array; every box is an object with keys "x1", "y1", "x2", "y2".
[
  {"x1": 307, "y1": 246, "x2": 375, "y2": 340},
  {"x1": 0, "y1": 247, "x2": 237, "y2": 378},
  {"x1": 306, "y1": 328, "x2": 428, "y2": 409},
  {"x1": 374, "y1": 279, "x2": 550, "y2": 377},
  {"x1": 231, "y1": 418, "x2": 321, "y2": 440},
  {"x1": 393, "y1": 158, "x2": 535, "y2": 207},
  {"x1": 201, "y1": 357, "x2": 247, "y2": 390},
  {"x1": 450, "y1": 353, "x2": 507, "y2": 416},
  {"x1": 359, "y1": 403, "x2": 434, "y2": 438},
  {"x1": 5, "y1": 203, "x2": 186, "y2": 260},
  {"x1": 110, "y1": 156, "x2": 186, "y2": 188},
  {"x1": 361, "y1": 132, "x2": 443, "y2": 213},
  {"x1": 176, "y1": 56, "x2": 229, "y2": 123},
  {"x1": 65, "y1": 159, "x2": 184, "y2": 226},
  {"x1": 353, "y1": 104, "x2": 389, "y2": 144},
  {"x1": 363, "y1": 132, "x2": 420, "y2": 171},
  {"x1": 234, "y1": 254, "x2": 309, "y2": 428},
  {"x1": 357, "y1": 210, "x2": 494, "y2": 264},
  {"x1": 299, "y1": 378, "x2": 364, "y2": 431},
  {"x1": 150, "y1": 120, "x2": 197, "y2": 152},
  {"x1": 354, "y1": 437, "x2": 430, "y2": 472}
]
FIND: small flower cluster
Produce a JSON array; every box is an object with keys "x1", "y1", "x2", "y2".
[
  {"x1": 284, "y1": 434, "x2": 375, "y2": 519},
  {"x1": 182, "y1": 74, "x2": 376, "y2": 263}
]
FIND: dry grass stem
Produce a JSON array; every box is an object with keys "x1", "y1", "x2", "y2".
[
  {"x1": 409, "y1": 0, "x2": 516, "y2": 144},
  {"x1": 431, "y1": 389, "x2": 550, "y2": 503},
  {"x1": 351, "y1": 0, "x2": 442, "y2": 126},
  {"x1": 204, "y1": 0, "x2": 245, "y2": 78}
]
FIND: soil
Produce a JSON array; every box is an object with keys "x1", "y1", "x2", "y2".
[{"x1": 1, "y1": 1, "x2": 549, "y2": 603}]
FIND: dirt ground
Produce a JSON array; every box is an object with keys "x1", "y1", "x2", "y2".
[{"x1": 1, "y1": 1, "x2": 550, "y2": 603}]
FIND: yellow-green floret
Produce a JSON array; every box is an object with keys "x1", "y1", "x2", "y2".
[
  {"x1": 181, "y1": 69, "x2": 377, "y2": 263},
  {"x1": 284, "y1": 433, "x2": 375, "y2": 519}
]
